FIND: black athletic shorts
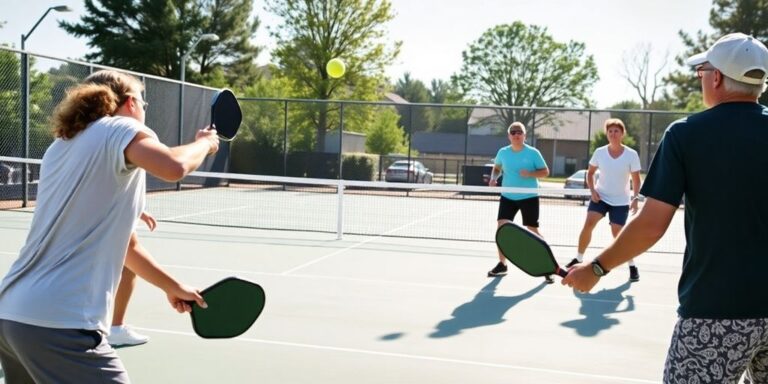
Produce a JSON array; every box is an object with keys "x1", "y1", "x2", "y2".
[{"x1": 497, "y1": 196, "x2": 540, "y2": 227}]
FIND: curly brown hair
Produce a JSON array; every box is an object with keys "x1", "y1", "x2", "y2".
[{"x1": 51, "y1": 70, "x2": 144, "y2": 139}]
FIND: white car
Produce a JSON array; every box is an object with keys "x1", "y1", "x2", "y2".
[{"x1": 385, "y1": 160, "x2": 433, "y2": 183}]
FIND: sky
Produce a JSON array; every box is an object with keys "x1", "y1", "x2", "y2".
[{"x1": 0, "y1": 0, "x2": 714, "y2": 108}]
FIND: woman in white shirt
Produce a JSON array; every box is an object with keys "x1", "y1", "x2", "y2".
[{"x1": 566, "y1": 118, "x2": 642, "y2": 282}]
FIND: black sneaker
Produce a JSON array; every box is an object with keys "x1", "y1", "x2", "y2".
[
  {"x1": 487, "y1": 262, "x2": 508, "y2": 277},
  {"x1": 565, "y1": 258, "x2": 580, "y2": 268},
  {"x1": 544, "y1": 275, "x2": 555, "y2": 284},
  {"x1": 629, "y1": 266, "x2": 640, "y2": 282}
]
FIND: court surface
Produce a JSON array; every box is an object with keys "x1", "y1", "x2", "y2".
[{"x1": 0, "y1": 209, "x2": 682, "y2": 383}]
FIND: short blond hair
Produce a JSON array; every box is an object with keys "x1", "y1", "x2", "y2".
[
  {"x1": 507, "y1": 122, "x2": 526, "y2": 134},
  {"x1": 603, "y1": 118, "x2": 626, "y2": 133}
]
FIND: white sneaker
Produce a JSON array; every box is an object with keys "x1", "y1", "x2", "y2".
[{"x1": 108, "y1": 325, "x2": 149, "y2": 347}]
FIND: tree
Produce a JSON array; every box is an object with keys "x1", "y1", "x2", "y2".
[
  {"x1": 0, "y1": 51, "x2": 55, "y2": 157},
  {"x1": 665, "y1": 0, "x2": 768, "y2": 109},
  {"x1": 428, "y1": 79, "x2": 471, "y2": 133},
  {"x1": 365, "y1": 108, "x2": 407, "y2": 155},
  {"x1": 452, "y1": 22, "x2": 598, "y2": 128},
  {"x1": 267, "y1": 0, "x2": 401, "y2": 152},
  {"x1": 60, "y1": 0, "x2": 261, "y2": 83},
  {"x1": 392, "y1": 73, "x2": 433, "y2": 134},
  {"x1": 620, "y1": 43, "x2": 669, "y2": 109}
]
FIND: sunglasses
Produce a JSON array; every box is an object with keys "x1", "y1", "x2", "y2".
[
  {"x1": 696, "y1": 65, "x2": 716, "y2": 79},
  {"x1": 509, "y1": 131, "x2": 524, "y2": 136},
  {"x1": 132, "y1": 97, "x2": 149, "y2": 111},
  {"x1": 126, "y1": 93, "x2": 149, "y2": 111}
]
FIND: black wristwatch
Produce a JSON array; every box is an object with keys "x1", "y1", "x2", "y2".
[{"x1": 591, "y1": 259, "x2": 609, "y2": 277}]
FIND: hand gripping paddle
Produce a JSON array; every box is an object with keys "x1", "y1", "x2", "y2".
[
  {"x1": 495, "y1": 221, "x2": 568, "y2": 279},
  {"x1": 189, "y1": 277, "x2": 265, "y2": 338}
]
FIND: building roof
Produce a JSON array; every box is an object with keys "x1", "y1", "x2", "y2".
[{"x1": 467, "y1": 108, "x2": 612, "y2": 141}]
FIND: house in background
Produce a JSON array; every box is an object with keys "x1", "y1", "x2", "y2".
[{"x1": 409, "y1": 107, "x2": 610, "y2": 176}]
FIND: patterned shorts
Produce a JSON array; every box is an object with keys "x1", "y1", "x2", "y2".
[{"x1": 664, "y1": 317, "x2": 768, "y2": 384}]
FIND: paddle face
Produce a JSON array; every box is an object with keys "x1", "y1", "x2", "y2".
[
  {"x1": 190, "y1": 277, "x2": 265, "y2": 339},
  {"x1": 210, "y1": 89, "x2": 242, "y2": 141},
  {"x1": 495, "y1": 222, "x2": 568, "y2": 278}
]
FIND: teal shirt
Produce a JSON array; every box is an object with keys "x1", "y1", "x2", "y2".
[
  {"x1": 494, "y1": 144, "x2": 547, "y2": 200},
  {"x1": 641, "y1": 102, "x2": 768, "y2": 319}
]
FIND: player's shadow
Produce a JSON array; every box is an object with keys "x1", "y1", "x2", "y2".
[
  {"x1": 429, "y1": 277, "x2": 546, "y2": 338},
  {"x1": 560, "y1": 281, "x2": 634, "y2": 337}
]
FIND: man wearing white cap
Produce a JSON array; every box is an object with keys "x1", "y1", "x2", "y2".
[{"x1": 562, "y1": 32, "x2": 768, "y2": 383}]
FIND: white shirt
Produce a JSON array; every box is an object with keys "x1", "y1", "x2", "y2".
[
  {"x1": 589, "y1": 145, "x2": 642, "y2": 206},
  {"x1": 0, "y1": 116, "x2": 155, "y2": 332}
]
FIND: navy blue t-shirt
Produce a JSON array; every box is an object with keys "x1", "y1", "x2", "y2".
[{"x1": 641, "y1": 102, "x2": 768, "y2": 319}]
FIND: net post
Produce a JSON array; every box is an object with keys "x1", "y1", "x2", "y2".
[{"x1": 336, "y1": 180, "x2": 344, "y2": 240}]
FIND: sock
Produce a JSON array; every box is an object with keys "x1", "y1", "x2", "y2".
[
  {"x1": 575, "y1": 253, "x2": 583, "y2": 262},
  {"x1": 628, "y1": 260, "x2": 636, "y2": 267}
]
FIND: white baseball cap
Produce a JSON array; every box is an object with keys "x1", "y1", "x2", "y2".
[{"x1": 686, "y1": 33, "x2": 768, "y2": 85}]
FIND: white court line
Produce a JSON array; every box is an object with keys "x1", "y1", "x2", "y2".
[
  {"x1": 134, "y1": 327, "x2": 657, "y2": 383},
  {"x1": 0, "y1": 251, "x2": 17, "y2": 256},
  {"x1": 280, "y1": 208, "x2": 456, "y2": 275},
  {"x1": 162, "y1": 263, "x2": 677, "y2": 309},
  {"x1": 161, "y1": 204, "x2": 251, "y2": 221}
]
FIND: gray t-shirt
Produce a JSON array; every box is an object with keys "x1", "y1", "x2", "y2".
[{"x1": 0, "y1": 116, "x2": 155, "y2": 332}]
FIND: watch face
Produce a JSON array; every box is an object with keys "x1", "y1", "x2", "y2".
[{"x1": 592, "y1": 262, "x2": 605, "y2": 277}]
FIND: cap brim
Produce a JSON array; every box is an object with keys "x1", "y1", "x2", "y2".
[{"x1": 685, "y1": 51, "x2": 708, "y2": 66}]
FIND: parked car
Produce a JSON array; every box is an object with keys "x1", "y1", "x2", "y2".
[
  {"x1": 564, "y1": 169, "x2": 591, "y2": 200},
  {"x1": 385, "y1": 160, "x2": 433, "y2": 183}
]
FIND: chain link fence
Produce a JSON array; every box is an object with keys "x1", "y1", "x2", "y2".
[{"x1": 1, "y1": 46, "x2": 690, "y2": 204}]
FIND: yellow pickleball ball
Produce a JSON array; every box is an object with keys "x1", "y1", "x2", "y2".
[{"x1": 326, "y1": 58, "x2": 346, "y2": 78}]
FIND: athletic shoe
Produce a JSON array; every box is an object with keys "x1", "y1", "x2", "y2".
[
  {"x1": 565, "y1": 258, "x2": 580, "y2": 268},
  {"x1": 108, "y1": 325, "x2": 149, "y2": 347},
  {"x1": 487, "y1": 262, "x2": 508, "y2": 277},
  {"x1": 544, "y1": 275, "x2": 555, "y2": 284},
  {"x1": 629, "y1": 266, "x2": 640, "y2": 282}
]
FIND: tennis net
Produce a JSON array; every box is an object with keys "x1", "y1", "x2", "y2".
[{"x1": 0, "y1": 156, "x2": 685, "y2": 253}]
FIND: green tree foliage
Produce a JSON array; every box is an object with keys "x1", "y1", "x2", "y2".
[
  {"x1": 230, "y1": 70, "x2": 294, "y2": 175},
  {"x1": 452, "y1": 22, "x2": 599, "y2": 128},
  {"x1": 392, "y1": 73, "x2": 433, "y2": 133},
  {"x1": 60, "y1": 0, "x2": 261, "y2": 84},
  {"x1": 365, "y1": 108, "x2": 407, "y2": 155},
  {"x1": 665, "y1": 0, "x2": 768, "y2": 109},
  {"x1": 0, "y1": 51, "x2": 55, "y2": 157},
  {"x1": 429, "y1": 79, "x2": 470, "y2": 133},
  {"x1": 266, "y1": 0, "x2": 401, "y2": 152}
]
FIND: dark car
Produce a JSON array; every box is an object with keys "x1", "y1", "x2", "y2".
[{"x1": 385, "y1": 160, "x2": 433, "y2": 183}]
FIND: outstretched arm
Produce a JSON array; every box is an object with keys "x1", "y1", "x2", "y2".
[
  {"x1": 124, "y1": 232, "x2": 206, "y2": 312},
  {"x1": 124, "y1": 128, "x2": 219, "y2": 182}
]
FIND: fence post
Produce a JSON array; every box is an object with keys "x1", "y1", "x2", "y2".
[
  {"x1": 646, "y1": 112, "x2": 654, "y2": 169},
  {"x1": 586, "y1": 111, "x2": 593, "y2": 168},
  {"x1": 283, "y1": 100, "x2": 289, "y2": 177},
  {"x1": 338, "y1": 102, "x2": 344, "y2": 179},
  {"x1": 20, "y1": 51, "x2": 30, "y2": 207}
]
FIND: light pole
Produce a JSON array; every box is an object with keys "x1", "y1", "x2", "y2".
[
  {"x1": 177, "y1": 33, "x2": 218, "y2": 189},
  {"x1": 20, "y1": 5, "x2": 72, "y2": 207}
]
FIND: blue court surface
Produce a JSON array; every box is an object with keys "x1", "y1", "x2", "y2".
[{"x1": 0, "y1": 209, "x2": 682, "y2": 383}]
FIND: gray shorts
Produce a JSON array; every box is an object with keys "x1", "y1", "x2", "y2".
[
  {"x1": 0, "y1": 319, "x2": 129, "y2": 383},
  {"x1": 664, "y1": 317, "x2": 768, "y2": 384}
]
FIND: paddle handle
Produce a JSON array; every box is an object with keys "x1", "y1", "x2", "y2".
[{"x1": 556, "y1": 268, "x2": 569, "y2": 278}]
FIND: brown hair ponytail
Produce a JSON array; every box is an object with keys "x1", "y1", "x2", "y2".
[{"x1": 50, "y1": 70, "x2": 144, "y2": 139}]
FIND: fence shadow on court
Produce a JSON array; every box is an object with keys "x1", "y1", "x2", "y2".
[
  {"x1": 428, "y1": 277, "x2": 547, "y2": 338},
  {"x1": 560, "y1": 281, "x2": 634, "y2": 337}
]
